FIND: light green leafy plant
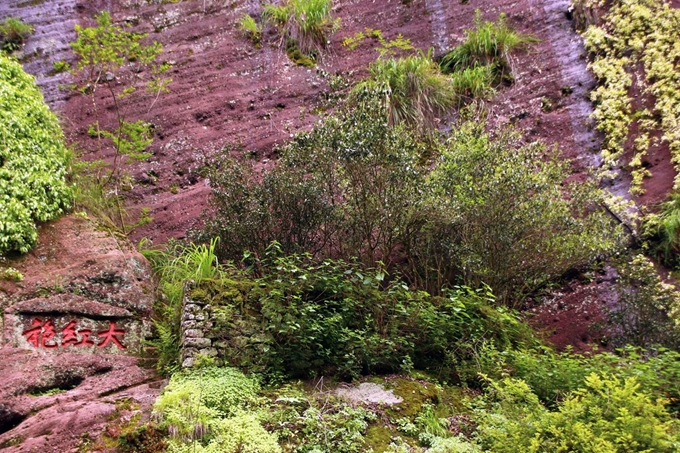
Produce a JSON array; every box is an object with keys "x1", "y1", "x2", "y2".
[
  {"x1": 238, "y1": 14, "x2": 262, "y2": 47},
  {"x1": 0, "y1": 53, "x2": 72, "y2": 254},
  {"x1": 70, "y1": 11, "x2": 170, "y2": 234}
]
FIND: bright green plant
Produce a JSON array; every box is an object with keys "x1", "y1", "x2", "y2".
[
  {"x1": 352, "y1": 52, "x2": 458, "y2": 130},
  {"x1": 608, "y1": 254, "x2": 680, "y2": 348},
  {"x1": 154, "y1": 367, "x2": 278, "y2": 452},
  {"x1": 474, "y1": 374, "x2": 680, "y2": 452},
  {"x1": 263, "y1": 0, "x2": 339, "y2": 58},
  {"x1": 440, "y1": 11, "x2": 537, "y2": 81},
  {"x1": 643, "y1": 192, "x2": 680, "y2": 266},
  {"x1": 70, "y1": 11, "x2": 170, "y2": 234},
  {"x1": 582, "y1": 0, "x2": 680, "y2": 192},
  {"x1": 342, "y1": 28, "x2": 415, "y2": 57},
  {"x1": 0, "y1": 53, "x2": 72, "y2": 254},
  {"x1": 0, "y1": 17, "x2": 34, "y2": 52},
  {"x1": 238, "y1": 14, "x2": 262, "y2": 47}
]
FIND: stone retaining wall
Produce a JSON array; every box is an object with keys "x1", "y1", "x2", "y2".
[{"x1": 180, "y1": 281, "x2": 218, "y2": 367}]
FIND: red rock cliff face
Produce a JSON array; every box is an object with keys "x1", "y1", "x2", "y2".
[{"x1": 4, "y1": 0, "x2": 617, "y2": 245}]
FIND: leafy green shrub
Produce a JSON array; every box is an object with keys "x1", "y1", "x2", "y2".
[
  {"x1": 352, "y1": 52, "x2": 458, "y2": 130},
  {"x1": 188, "y1": 249, "x2": 532, "y2": 380},
  {"x1": 263, "y1": 0, "x2": 339, "y2": 57},
  {"x1": 155, "y1": 367, "x2": 278, "y2": 453},
  {"x1": 0, "y1": 17, "x2": 33, "y2": 52},
  {"x1": 200, "y1": 93, "x2": 620, "y2": 304},
  {"x1": 424, "y1": 120, "x2": 621, "y2": 302},
  {"x1": 643, "y1": 192, "x2": 680, "y2": 267},
  {"x1": 469, "y1": 343, "x2": 680, "y2": 414},
  {"x1": 0, "y1": 53, "x2": 72, "y2": 254},
  {"x1": 198, "y1": 93, "x2": 427, "y2": 268},
  {"x1": 474, "y1": 374, "x2": 680, "y2": 452},
  {"x1": 440, "y1": 11, "x2": 536, "y2": 81}
]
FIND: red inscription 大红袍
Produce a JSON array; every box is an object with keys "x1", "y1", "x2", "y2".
[{"x1": 22, "y1": 318, "x2": 126, "y2": 350}]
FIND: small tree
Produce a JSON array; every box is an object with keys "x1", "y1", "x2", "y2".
[{"x1": 70, "y1": 11, "x2": 170, "y2": 233}]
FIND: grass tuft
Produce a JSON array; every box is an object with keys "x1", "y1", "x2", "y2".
[
  {"x1": 0, "y1": 17, "x2": 34, "y2": 52},
  {"x1": 352, "y1": 51, "x2": 457, "y2": 130},
  {"x1": 440, "y1": 10, "x2": 537, "y2": 80},
  {"x1": 263, "y1": 0, "x2": 339, "y2": 57}
]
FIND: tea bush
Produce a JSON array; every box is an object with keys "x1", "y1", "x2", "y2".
[
  {"x1": 200, "y1": 92, "x2": 621, "y2": 304},
  {"x1": 421, "y1": 120, "x2": 621, "y2": 302},
  {"x1": 0, "y1": 53, "x2": 72, "y2": 254}
]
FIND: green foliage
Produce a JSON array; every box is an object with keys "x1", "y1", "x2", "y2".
[
  {"x1": 352, "y1": 52, "x2": 458, "y2": 130},
  {"x1": 0, "y1": 53, "x2": 72, "y2": 254},
  {"x1": 608, "y1": 254, "x2": 680, "y2": 348},
  {"x1": 154, "y1": 367, "x2": 279, "y2": 453},
  {"x1": 474, "y1": 374, "x2": 680, "y2": 452},
  {"x1": 263, "y1": 0, "x2": 339, "y2": 58},
  {"x1": 238, "y1": 14, "x2": 262, "y2": 47},
  {"x1": 583, "y1": 0, "x2": 680, "y2": 192},
  {"x1": 643, "y1": 192, "x2": 680, "y2": 266},
  {"x1": 51, "y1": 60, "x2": 70, "y2": 73},
  {"x1": 188, "y1": 249, "x2": 531, "y2": 381},
  {"x1": 424, "y1": 120, "x2": 621, "y2": 302},
  {"x1": 140, "y1": 238, "x2": 223, "y2": 374},
  {"x1": 201, "y1": 94, "x2": 620, "y2": 304},
  {"x1": 342, "y1": 28, "x2": 415, "y2": 57},
  {"x1": 440, "y1": 11, "x2": 536, "y2": 81},
  {"x1": 467, "y1": 343, "x2": 680, "y2": 415},
  {"x1": 70, "y1": 10, "x2": 169, "y2": 234},
  {"x1": 0, "y1": 17, "x2": 33, "y2": 52},
  {"x1": 198, "y1": 94, "x2": 427, "y2": 268},
  {"x1": 267, "y1": 388, "x2": 376, "y2": 453}
]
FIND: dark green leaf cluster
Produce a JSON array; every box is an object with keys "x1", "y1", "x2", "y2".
[
  {"x1": 189, "y1": 246, "x2": 532, "y2": 381},
  {"x1": 0, "y1": 54, "x2": 72, "y2": 254}
]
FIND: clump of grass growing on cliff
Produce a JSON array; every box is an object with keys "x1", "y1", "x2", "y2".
[
  {"x1": 352, "y1": 51, "x2": 458, "y2": 130},
  {"x1": 238, "y1": 14, "x2": 261, "y2": 47},
  {"x1": 0, "y1": 17, "x2": 34, "y2": 52},
  {"x1": 263, "y1": 0, "x2": 340, "y2": 57},
  {"x1": 440, "y1": 10, "x2": 537, "y2": 82}
]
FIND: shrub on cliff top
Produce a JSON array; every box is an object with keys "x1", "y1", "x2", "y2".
[{"x1": 0, "y1": 54, "x2": 72, "y2": 254}]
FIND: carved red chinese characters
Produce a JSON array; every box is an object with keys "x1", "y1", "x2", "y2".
[{"x1": 22, "y1": 318, "x2": 126, "y2": 350}]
